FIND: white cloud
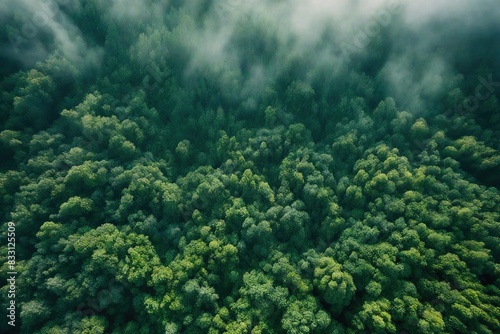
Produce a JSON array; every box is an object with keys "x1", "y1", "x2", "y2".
[{"x1": 3, "y1": 0, "x2": 103, "y2": 68}]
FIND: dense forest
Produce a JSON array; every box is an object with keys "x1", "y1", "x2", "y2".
[{"x1": 1, "y1": 0, "x2": 499, "y2": 333}]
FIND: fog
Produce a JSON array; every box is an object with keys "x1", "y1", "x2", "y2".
[
  {"x1": 1, "y1": 0, "x2": 104, "y2": 70},
  {"x1": 2, "y1": 0, "x2": 499, "y2": 113},
  {"x1": 156, "y1": 0, "x2": 496, "y2": 113}
]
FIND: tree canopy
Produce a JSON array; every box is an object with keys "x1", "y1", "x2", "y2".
[{"x1": 1, "y1": 0, "x2": 499, "y2": 333}]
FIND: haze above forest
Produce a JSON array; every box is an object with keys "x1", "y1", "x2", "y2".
[{"x1": 0, "y1": 1, "x2": 499, "y2": 333}]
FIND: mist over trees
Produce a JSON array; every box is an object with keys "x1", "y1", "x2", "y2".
[{"x1": 1, "y1": 0, "x2": 499, "y2": 333}]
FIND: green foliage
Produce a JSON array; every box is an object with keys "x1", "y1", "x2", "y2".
[
  {"x1": 0, "y1": 2, "x2": 499, "y2": 333},
  {"x1": 311, "y1": 255, "x2": 355, "y2": 315}
]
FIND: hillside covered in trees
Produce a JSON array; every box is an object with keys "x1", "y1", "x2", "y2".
[{"x1": 1, "y1": 0, "x2": 499, "y2": 333}]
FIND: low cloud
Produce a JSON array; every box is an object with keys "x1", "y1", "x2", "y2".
[
  {"x1": 3, "y1": 0, "x2": 498, "y2": 116},
  {"x1": 2, "y1": 0, "x2": 103, "y2": 68},
  {"x1": 172, "y1": 0, "x2": 499, "y2": 112}
]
